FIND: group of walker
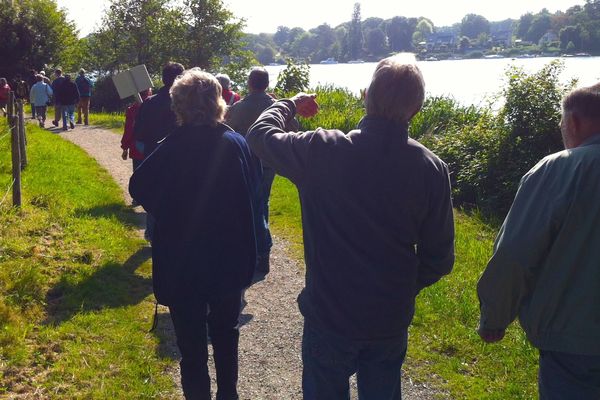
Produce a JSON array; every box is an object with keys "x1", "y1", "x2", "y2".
[
  {"x1": 121, "y1": 54, "x2": 600, "y2": 400},
  {"x1": 1, "y1": 68, "x2": 93, "y2": 130}
]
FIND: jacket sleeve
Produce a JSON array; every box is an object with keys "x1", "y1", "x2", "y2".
[
  {"x1": 129, "y1": 139, "x2": 169, "y2": 216},
  {"x1": 477, "y1": 168, "x2": 558, "y2": 330},
  {"x1": 416, "y1": 161, "x2": 455, "y2": 292},
  {"x1": 122, "y1": 106, "x2": 135, "y2": 150},
  {"x1": 246, "y1": 99, "x2": 314, "y2": 185}
]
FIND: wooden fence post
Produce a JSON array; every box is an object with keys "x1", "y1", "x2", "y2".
[
  {"x1": 17, "y1": 100, "x2": 27, "y2": 169},
  {"x1": 9, "y1": 93, "x2": 22, "y2": 207}
]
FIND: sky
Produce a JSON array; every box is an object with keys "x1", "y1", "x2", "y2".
[{"x1": 56, "y1": 0, "x2": 586, "y2": 37}]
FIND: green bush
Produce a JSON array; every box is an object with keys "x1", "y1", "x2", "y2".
[
  {"x1": 410, "y1": 96, "x2": 484, "y2": 139},
  {"x1": 90, "y1": 75, "x2": 130, "y2": 113},
  {"x1": 299, "y1": 85, "x2": 364, "y2": 133},
  {"x1": 420, "y1": 60, "x2": 574, "y2": 216},
  {"x1": 275, "y1": 59, "x2": 310, "y2": 95}
]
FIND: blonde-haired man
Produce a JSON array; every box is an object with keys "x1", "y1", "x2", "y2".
[
  {"x1": 478, "y1": 83, "x2": 600, "y2": 399},
  {"x1": 247, "y1": 54, "x2": 455, "y2": 399}
]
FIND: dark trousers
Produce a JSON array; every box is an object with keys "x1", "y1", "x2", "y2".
[
  {"x1": 302, "y1": 321, "x2": 408, "y2": 400},
  {"x1": 255, "y1": 166, "x2": 275, "y2": 256},
  {"x1": 169, "y1": 291, "x2": 243, "y2": 400},
  {"x1": 539, "y1": 350, "x2": 600, "y2": 399}
]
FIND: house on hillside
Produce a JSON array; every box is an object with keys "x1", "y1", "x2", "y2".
[
  {"x1": 539, "y1": 31, "x2": 559, "y2": 46},
  {"x1": 426, "y1": 29, "x2": 458, "y2": 51},
  {"x1": 491, "y1": 30, "x2": 512, "y2": 47}
]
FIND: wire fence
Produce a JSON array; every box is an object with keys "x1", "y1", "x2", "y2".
[
  {"x1": 1, "y1": 91, "x2": 27, "y2": 208},
  {"x1": 0, "y1": 178, "x2": 16, "y2": 208}
]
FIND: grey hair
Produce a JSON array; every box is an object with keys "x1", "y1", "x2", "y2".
[
  {"x1": 365, "y1": 53, "x2": 425, "y2": 125},
  {"x1": 562, "y1": 83, "x2": 600, "y2": 121},
  {"x1": 215, "y1": 73, "x2": 231, "y2": 90},
  {"x1": 170, "y1": 68, "x2": 227, "y2": 127}
]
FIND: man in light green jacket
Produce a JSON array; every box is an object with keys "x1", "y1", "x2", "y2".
[{"x1": 477, "y1": 83, "x2": 600, "y2": 399}]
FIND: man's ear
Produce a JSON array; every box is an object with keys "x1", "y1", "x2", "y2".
[{"x1": 571, "y1": 112, "x2": 582, "y2": 132}]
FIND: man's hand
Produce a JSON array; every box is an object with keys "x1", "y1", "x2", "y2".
[
  {"x1": 121, "y1": 149, "x2": 128, "y2": 160},
  {"x1": 290, "y1": 93, "x2": 319, "y2": 118},
  {"x1": 477, "y1": 326, "x2": 505, "y2": 343}
]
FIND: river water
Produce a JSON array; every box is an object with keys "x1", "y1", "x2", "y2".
[{"x1": 265, "y1": 57, "x2": 600, "y2": 106}]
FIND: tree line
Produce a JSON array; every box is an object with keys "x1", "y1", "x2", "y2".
[
  {"x1": 2, "y1": 0, "x2": 600, "y2": 83},
  {"x1": 244, "y1": 0, "x2": 600, "y2": 63},
  {"x1": 0, "y1": 0, "x2": 251, "y2": 84}
]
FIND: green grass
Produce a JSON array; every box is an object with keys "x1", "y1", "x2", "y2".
[
  {"x1": 0, "y1": 119, "x2": 176, "y2": 398},
  {"x1": 88, "y1": 111, "x2": 125, "y2": 133},
  {"x1": 268, "y1": 177, "x2": 538, "y2": 399},
  {"x1": 45, "y1": 106, "x2": 125, "y2": 133}
]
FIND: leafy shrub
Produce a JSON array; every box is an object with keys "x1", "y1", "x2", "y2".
[
  {"x1": 90, "y1": 75, "x2": 130, "y2": 113},
  {"x1": 420, "y1": 60, "x2": 575, "y2": 216},
  {"x1": 410, "y1": 96, "x2": 484, "y2": 139},
  {"x1": 299, "y1": 85, "x2": 364, "y2": 133},
  {"x1": 275, "y1": 59, "x2": 310, "y2": 95}
]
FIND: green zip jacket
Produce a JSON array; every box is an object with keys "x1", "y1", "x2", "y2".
[{"x1": 478, "y1": 134, "x2": 600, "y2": 355}]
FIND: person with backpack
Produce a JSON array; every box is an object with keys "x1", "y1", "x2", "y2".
[
  {"x1": 29, "y1": 74, "x2": 53, "y2": 128},
  {"x1": 75, "y1": 68, "x2": 93, "y2": 125}
]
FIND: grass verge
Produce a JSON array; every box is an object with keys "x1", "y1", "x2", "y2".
[
  {"x1": 268, "y1": 177, "x2": 538, "y2": 399},
  {"x1": 0, "y1": 119, "x2": 176, "y2": 398}
]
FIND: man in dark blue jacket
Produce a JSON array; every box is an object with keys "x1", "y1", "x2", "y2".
[
  {"x1": 133, "y1": 62, "x2": 184, "y2": 242},
  {"x1": 247, "y1": 54, "x2": 455, "y2": 399}
]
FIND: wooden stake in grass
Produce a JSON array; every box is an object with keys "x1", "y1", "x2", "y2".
[
  {"x1": 17, "y1": 99, "x2": 27, "y2": 169},
  {"x1": 9, "y1": 92, "x2": 22, "y2": 207}
]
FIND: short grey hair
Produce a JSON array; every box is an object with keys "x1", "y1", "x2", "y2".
[
  {"x1": 365, "y1": 54, "x2": 425, "y2": 124},
  {"x1": 562, "y1": 83, "x2": 600, "y2": 121},
  {"x1": 215, "y1": 73, "x2": 231, "y2": 90},
  {"x1": 170, "y1": 68, "x2": 227, "y2": 127}
]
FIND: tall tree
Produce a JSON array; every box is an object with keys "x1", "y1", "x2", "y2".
[
  {"x1": 365, "y1": 28, "x2": 387, "y2": 55},
  {"x1": 91, "y1": 0, "x2": 183, "y2": 73},
  {"x1": 311, "y1": 24, "x2": 336, "y2": 61},
  {"x1": 386, "y1": 16, "x2": 417, "y2": 52},
  {"x1": 0, "y1": 0, "x2": 81, "y2": 78},
  {"x1": 273, "y1": 26, "x2": 291, "y2": 48},
  {"x1": 347, "y1": 2, "x2": 364, "y2": 60},
  {"x1": 516, "y1": 13, "x2": 534, "y2": 38},
  {"x1": 525, "y1": 13, "x2": 552, "y2": 43},
  {"x1": 182, "y1": 0, "x2": 246, "y2": 69},
  {"x1": 460, "y1": 14, "x2": 490, "y2": 39}
]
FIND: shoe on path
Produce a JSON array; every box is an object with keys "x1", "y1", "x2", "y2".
[
  {"x1": 52, "y1": 120, "x2": 58, "y2": 127},
  {"x1": 70, "y1": 121, "x2": 75, "y2": 129}
]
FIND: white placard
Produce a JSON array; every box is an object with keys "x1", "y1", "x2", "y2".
[{"x1": 112, "y1": 65, "x2": 153, "y2": 100}]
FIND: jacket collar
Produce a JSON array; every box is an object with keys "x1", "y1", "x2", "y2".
[
  {"x1": 358, "y1": 116, "x2": 409, "y2": 141},
  {"x1": 580, "y1": 133, "x2": 600, "y2": 147}
]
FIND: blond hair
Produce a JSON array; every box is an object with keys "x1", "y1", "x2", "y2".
[
  {"x1": 170, "y1": 68, "x2": 226, "y2": 127},
  {"x1": 365, "y1": 54, "x2": 425, "y2": 124}
]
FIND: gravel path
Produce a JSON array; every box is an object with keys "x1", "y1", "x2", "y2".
[{"x1": 53, "y1": 124, "x2": 442, "y2": 399}]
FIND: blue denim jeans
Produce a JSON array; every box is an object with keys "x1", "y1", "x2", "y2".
[
  {"x1": 62, "y1": 104, "x2": 75, "y2": 128},
  {"x1": 169, "y1": 291, "x2": 242, "y2": 400},
  {"x1": 302, "y1": 321, "x2": 407, "y2": 400},
  {"x1": 539, "y1": 350, "x2": 600, "y2": 399}
]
